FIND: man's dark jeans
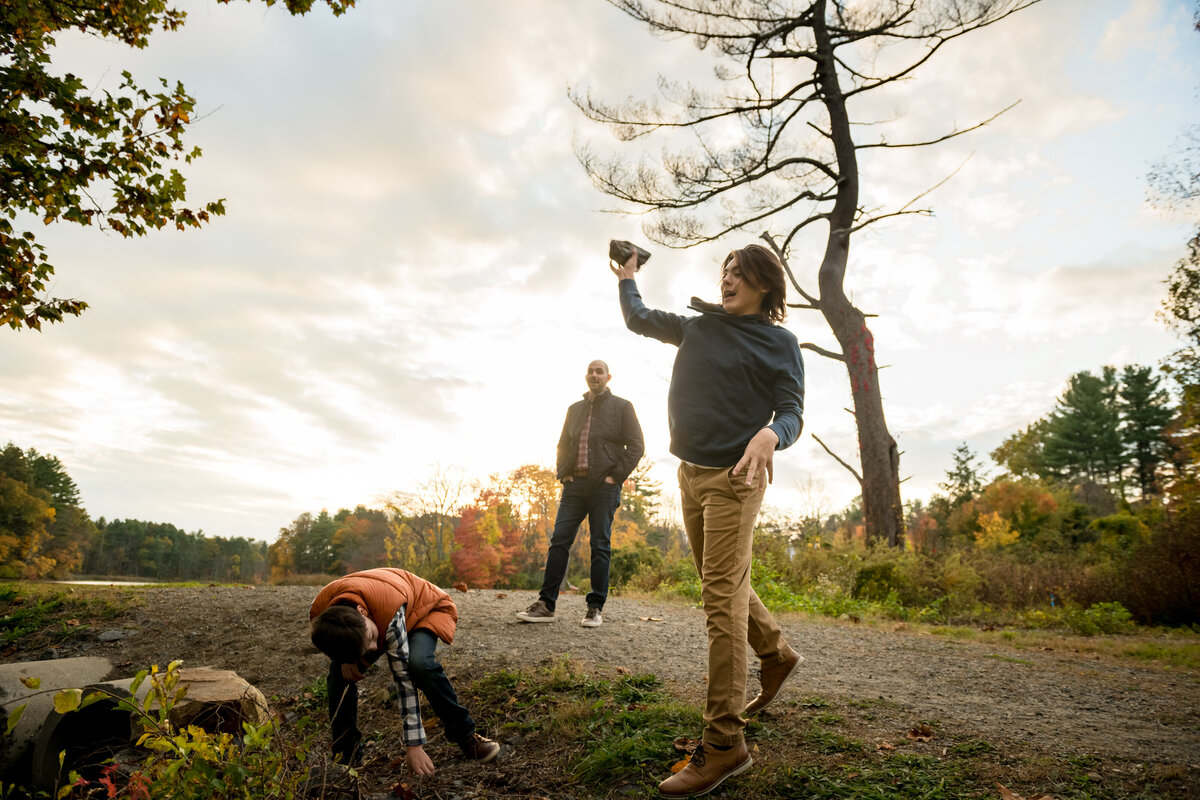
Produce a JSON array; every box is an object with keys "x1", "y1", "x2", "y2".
[
  {"x1": 328, "y1": 628, "x2": 476, "y2": 764},
  {"x1": 537, "y1": 476, "x2": 621, "y2": 611}
]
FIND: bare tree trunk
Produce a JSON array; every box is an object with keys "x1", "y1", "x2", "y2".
[{"x1": 813, "y1": 0, "x2": 902, "y2": 546}]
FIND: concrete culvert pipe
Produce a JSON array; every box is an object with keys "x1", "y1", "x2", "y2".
[
  {"x1": 0, "y1": 657, "x2": 113, "y2": 789},
  {"x1": 29, "y1": 682, "x2": 140, "y2": 793}
]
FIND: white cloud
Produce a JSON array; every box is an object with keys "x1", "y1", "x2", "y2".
[{"x1": 1099, "y1": 0, "x2": 1181, "y2": 62}]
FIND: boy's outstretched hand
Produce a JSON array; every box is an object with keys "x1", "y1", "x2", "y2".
[
  {"x1": 610, "y1": 250, "x2": 639, "y2": 281},
  {"x1": 406, "y1": 744, "x2": 435, "y2": 776}
]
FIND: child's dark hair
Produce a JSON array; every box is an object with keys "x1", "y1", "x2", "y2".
[
  {"x1": 724, "y1": 244, "x2": 788, "y2": 323},
  {"x1": 310, "y1": 604, "x2": 367, "y2": 664}
]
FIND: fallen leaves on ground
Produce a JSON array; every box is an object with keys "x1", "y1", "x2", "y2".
[
  {"x1": 877, "y1": 741, "x2": 897, "y2": 751},
  {"x1": 391, "y1": 781, "x2": 417, "y2": 799},
  {"x1": 638, "y1": 616, "x2": 664, "y2": 622},
  {"x1": 907, "y1": 724, "x2": 934, "y2": 742}
]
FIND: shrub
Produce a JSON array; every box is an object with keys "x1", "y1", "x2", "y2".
[
  {"x1": 609, "y1": 544, "x2": 664, "y2": 588},
  {"x1": 656, "y1": 558, "x2": 702, "y2": 603},
  {"x1": 974, "y1": 512, "x2": 1019, "y2": 550},
  {"x1": 1063, "y1": 602, "x2": 1135, "y2": 636},
  {"x1": 852, "y1": 562, "x2": 898, "y2": 602},
  {"x1": 1088, "y1": 512, "x2": 1149, "y2": 552},
  {"x1": 1113, "y1": 504, "x2": 1200, "y2": 625}
]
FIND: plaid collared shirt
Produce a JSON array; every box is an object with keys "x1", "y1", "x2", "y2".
[
  {"x1": 383, "y1": 605, "x2": 426, "y2": 747},
  {"x1": 576, "y1": 396, "x2": 594, "y2": 473}
]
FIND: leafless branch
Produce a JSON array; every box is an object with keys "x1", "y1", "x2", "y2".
[
  {"x1": 800, "y1": 342, "x2": 845, "y2": 361},
  {"x1": 858, "y1": 102, "x2": 1019, "y2": 150},
  {"x1": 813, "y1": 433, "x2": 862, "y2": 484}
]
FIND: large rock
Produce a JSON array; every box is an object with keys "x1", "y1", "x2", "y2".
[{"x1": 166, "y1": 667, "x2": 272, "y2": 733}]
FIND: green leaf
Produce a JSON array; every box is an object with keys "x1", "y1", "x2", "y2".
[
  {"x1": 6, "y1": 704, "x2": 26, "y2": 734},
  {"x1": 53, "y1": 688, "x2": 82, "y2": 714},
  {"x1": 80, "y1": 691, "x2": 107, "y2": 710},
  {"x1": 19, "y1": 676, "x2": 40, "y2": 690}
]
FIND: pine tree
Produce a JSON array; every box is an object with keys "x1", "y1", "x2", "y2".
[
  {"x1": 1118, "y1": 365, "x2": 1175, "y2": 496},
  {"x1": 938, "y1": 443, "x2": 984, "y2": 508},
  {"x1": 1042, "y1": 368, "x2": 1124, "y2": 488}
]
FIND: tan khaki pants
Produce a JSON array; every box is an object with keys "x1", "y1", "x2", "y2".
[{"x1": 678, "y1": 462, "x2": 792, "y2": 746}]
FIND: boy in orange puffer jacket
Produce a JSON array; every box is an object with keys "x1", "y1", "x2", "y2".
[{"x1": 310, "y1": 568, "x2": 500, "y2": 775}]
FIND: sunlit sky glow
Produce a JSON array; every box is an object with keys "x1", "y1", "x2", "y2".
[{"x1": 3, "y1": 0, "x2": 1197, "y2": 540}]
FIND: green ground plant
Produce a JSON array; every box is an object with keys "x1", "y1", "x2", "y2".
[
  {"x1": 0, "y1": 584, "x2": 137, "y2": 648},
  {"x1": 64, "y1": 661, "x2": 323, "y2": 799}
]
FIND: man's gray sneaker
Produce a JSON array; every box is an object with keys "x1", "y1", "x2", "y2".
[
  {"x1": 581, "y1": 606, "x2": 603, "y2": 628},
  {"x1": 516, "y1": 599, "x2": 555, "y2": 623}
]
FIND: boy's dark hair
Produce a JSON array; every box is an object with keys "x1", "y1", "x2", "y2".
[
  {"x1": 310, "y1": 604, "x2": 368, "y2": 664},
  {"x1": 724, "y1": 244, "x2": 788, "y2": 323}
]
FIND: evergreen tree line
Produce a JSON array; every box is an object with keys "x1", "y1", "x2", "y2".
[
  {"x1": 989, "y1": 364, "x2": 1176, "y2": 497},
  {"x1": 0, "y1": 443, "x2": 267, "y2": 582}
]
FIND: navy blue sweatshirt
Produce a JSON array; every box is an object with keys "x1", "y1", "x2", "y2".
[{"x1": 619, "y1": 278, "x2": 805, "y2": 468}]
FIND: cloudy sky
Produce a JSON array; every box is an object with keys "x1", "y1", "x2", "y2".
[{"x1": 3, "y1": 0, "x2": 1197, "y2": 541}]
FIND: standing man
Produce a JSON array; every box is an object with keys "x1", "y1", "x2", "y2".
[
  {"x1": 613, "y1": 245, "x2": 805, "y2": 798},
  {"x1": 517, "y1": 360, "x2": 644, "y2": 628}
]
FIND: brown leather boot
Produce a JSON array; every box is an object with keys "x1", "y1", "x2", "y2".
[
  {"x1": 744, "y1": 646, "x2": 803, "y2": 715},
  {"x1": 657, "y1": 741, "x2": 752, "y2": 797},
  {"x1": 458, "y1": 733, "x2": 500, "y2": 763}
]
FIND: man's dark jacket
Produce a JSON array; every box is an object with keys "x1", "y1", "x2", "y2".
[{"x1": 555, "y1": 388, "x2": 645, "y2": 484}]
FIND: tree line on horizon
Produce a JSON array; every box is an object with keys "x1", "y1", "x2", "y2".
[
  {"x1": 1, "y1": 333, "x2": 1196, "y2": 626},
  {"x1": 0, "y1": 442, "x2": 266, "y2": 582}
]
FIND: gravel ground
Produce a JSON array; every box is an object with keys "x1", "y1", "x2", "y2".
[{"x1": 61, "y1": 583, "x2": 1200, "y2": 772}]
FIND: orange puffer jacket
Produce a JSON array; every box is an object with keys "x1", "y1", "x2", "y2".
[{"x1": 310, "y1": 568, "x2": 458, "y2": 644}]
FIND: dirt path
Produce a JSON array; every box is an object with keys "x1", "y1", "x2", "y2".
[{"x1": 56, "y1": 584, "x2": 1198, "y2": 772}]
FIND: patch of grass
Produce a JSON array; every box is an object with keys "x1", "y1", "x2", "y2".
[
  {"x1": 950, "y1": 738, "x2": 995, "y2": 756},
  {"x1": 929, "y1": 626, "x2": 979, "y2": 640},
  {"x1": 803, "y1": 726, "x2": 865, "y2": 754},
  {"x1": 1120, "y1": 640, "x2": 1200, "y2": 670},
  {"x1": 465, "y1": 659, "x2": 701, "y2": 794},
  {"x1": 845, "y1": 696, "x2": 900, "y2": 710},
  {"x1": 886, "y1": 619, "x2": 1200, "y2": 672},
  {"x1": 771, "y1": 755, "x2": 969, "y2": 799},
  {"x1": 0, "y1": 582, "x2": 139, "y2": 649}
]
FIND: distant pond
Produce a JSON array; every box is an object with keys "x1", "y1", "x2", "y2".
[{"x1": 51, "y1": 580, "x2": 163, "y2": 586}]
